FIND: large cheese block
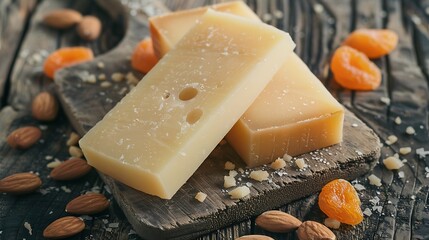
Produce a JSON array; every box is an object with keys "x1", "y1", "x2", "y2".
[
  {"x1": 150, "y1": 2, "x2": 344, "y2": 167},
  {"x1": 79, "y1": 10, "x2": 295, "y2": 199},
  {"x1": 226, "y1": 54, "x2": 344, "y2": 166},
  {"x1": 149, "y1": 1, "x2": 259, "y2": 58}
]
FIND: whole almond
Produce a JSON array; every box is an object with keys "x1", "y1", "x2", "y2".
[
  {"x1": 255, "y1": 210, "x2": 302, "y2": 233},
  {"x1": 32, "y1": 91, "x2": 59, "y2": 121},
  {"x1": 0, "y1": 172, "x2": 42, "y2": 194},
  {"x1": 235, "y1": 235, "x2": 274, "y2": 240},
  {"x1": 77, "y1": 16, "x2": 101, "y2": 41},
  {"x1": 66, "y1": 193, "x2": 109, "y2": 215},
  {"x1": 7, "y1": 126, "x2": 42, "y2": 149},
  {"x1": 297, "y1": 221, "x2": 336, "y2": 240},
  {"x1": 43, "y1": 9, "x2": 82, "y2": 29},
  {"x1": 43, "y1": 216, "x2": 85, "y2": 239},
  {"x1": 50, "y1": 158, "x2": 92, "y2": 181}
]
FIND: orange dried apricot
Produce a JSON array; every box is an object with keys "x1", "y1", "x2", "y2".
[
  {"x1": 43, "y1": 47, "x2": 94, "y2": 79},
  {"x1": 318, "y1": 179, "x2": 363, "y2": 226},
  {"x1": 131, "y1": 38, "x2": 158, "y2": 74},
  {"x1": 331, "y1": 46, "x2": 381, "y2": 90},
  {"x1": 343, "y1": 29, "x2": 398, "y2": 59}
]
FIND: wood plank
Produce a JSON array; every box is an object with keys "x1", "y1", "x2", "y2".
[
  {"x1": 54, "y1": 1, "x2": 380, "y2": 239},
  {"x1": 0, "y1": 0, "x2": 36, "y2": 105},
  {"x1": 0, "y1": 0, "x2": 137, "y2": 239},
  {"x1": 1, "y1": 0, "x2": 429, "y2": 239}
]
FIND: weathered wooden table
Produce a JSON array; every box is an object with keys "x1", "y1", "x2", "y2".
[{"x1": 1, "y1": 0, "x2": 428, "y2": 239}]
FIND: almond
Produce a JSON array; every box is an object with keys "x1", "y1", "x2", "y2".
[
  {"x1": 43, "y1": 9, "x2": 82, "y2": 29},
  {"x1": 297, "y1": 221, "x2": 336, "y2": 240},
  {"x1": 43, "y1": 216, "x2": 85, "y2": 239},
  {"x1": 32, "y1": 91, "x2": 59, "y2": 121},
  {"x1": 77, "y1": 16, "x2": 102, "y2": 41},
  {"x1": 255, "y1": 210, "x2": 302, "y2": 233},
  {"x1": 50, "y1": 158, "x2": 92, "y2": 181},
  {"x1": 7, "y1": 126, "x2": 42, "y2": 149},
  {"x1": 0, "y1": 172, "x2": 42, "y2": 194},
  {"x1": 235, "y1": 235, "x2": 274, "y2": 240},
  {"x1": 66, "y1": 193, "x2": 109, "y2": 215}
]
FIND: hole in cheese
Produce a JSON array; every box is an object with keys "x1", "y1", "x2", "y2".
[
  {"x1": 186, "y1": 109, "x2": 203, "y2": 124},
  {"x1": 162, "y1": 91, "x2": 170, "y2": 100},
  {"x1": 179, "y1": 86, "x2": 198, "y2": 101}
]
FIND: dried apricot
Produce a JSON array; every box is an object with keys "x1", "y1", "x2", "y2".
[
  {"x1": 318, "y1": 179, "x2": 363, "y2": 225},
  {"x1": 131, "y1": 38, "x2": 158, "y2": 73},
  {"x1": 43, "y1": 47, "x2": 94, "y2": 78},
  {"x1": 331, "y1": 46, "x2": 381, "y2": 90},
  {"x1": 343, "y1": 29, "x2": 398, "y2": 58}
]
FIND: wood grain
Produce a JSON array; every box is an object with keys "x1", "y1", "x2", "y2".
[
  {"x1": 0, "y1": 0, "x2": 429, "y2": 239},
  {"x1": 54, "y1": 1, "x2": 380, "y2": 239}
]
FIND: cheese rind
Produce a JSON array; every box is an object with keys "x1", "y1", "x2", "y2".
[
  {"x1": 149, "y1": 1, "x2": 259, "y2": 58},
  {"x1": 80, "y1": 10, "x2": 295, "y2": 199}
]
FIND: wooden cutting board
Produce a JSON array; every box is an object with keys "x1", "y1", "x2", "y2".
[{"x1": 54, "y1": 1, "x2": 381, "y2": 239}]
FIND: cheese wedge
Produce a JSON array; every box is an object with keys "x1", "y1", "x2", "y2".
[
  {"x1": 149, "y1": 1, "x2": 259, "y2": 58},
  {"x1": 79, "y1": 10, "x2": 295, "y2": 199},
  {"x1": 226, "y1": 54, "x2": 344, "y2": 167},
  {"x1": 150, "y1": 2, "x2": 344, "y2": 167}
]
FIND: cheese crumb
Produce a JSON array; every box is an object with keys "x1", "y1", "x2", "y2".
[
  {"x1": 111, "y1": 72, "x2": 125, "y2": 82},
  {"x1": 97, "y1": 62, "x2": 105, "y2": 69},
  {"x1": 385, "y1": 135, "x2": 398, "y2": 145},
  {"x1": 295, "y1": 158, "x2": 307, "y2": 169},
  {"x1": 69, "y1": 146, "x2": 83, "y2": 158},
  {"x1": 368, "y1": 174, "x2": 382, "y2": 186},
  {"x1": 229, "y1": 170, "x2": 238, "y2": 177},
  {"x1": 24, "y1": 222, "x2": 32, "y2": 235},
  {"x1": 383, "y1": 156, "x2": 404, "y2": 170},
  {"x1": 417, "y1": 148, "x2": 429, "y2": 158},
  {"x1": 61, "y1": 186, "x2": 71, "y2": 193},
  {"x1": 363, "y1": 208, "x2": 372, "y2": 216},
  {"x1": 100, "y1": 81, "x2": 111, "y2": 88},
  {"x1": 398, "y1": 171, "x2": 405, "y2": 178},
  {"x1": 394, "y1": 116, "x2": 402, "y2": 125},
  {"x1": 98, "y1": 73, "x2": 106, "y2": 81},
  {"x1": 249, "y1": 170, "x2": 269, "y2": 182},
  {"x1": 283, "y1": 153, "x2": 293, "y2": 162},
  {"x1": 270, "y1": 158, "x2": 286, "y2": 170},
  {"x1": 224, "y1": 161, "x2": 235, "y2": 170},
  {"x1": 126, "y1": 72, "x2": 140, "y2": 86},
  {"x1": 324, "y1": 218, "x2": 341, "y2": 229},
  {"x1": 195, "y1": 192, "x2": 207, "y2": 202},
  {"x1": 228, "y1": 186, "x2": 250, "y2": 199},
  {"x1": 380, "y1": 97, "x2": 391, "y2": 105},
  {"x1": 47, "y1": 159, "x2": 62, "y2": 168},
  {"x1": 354, "y1": 183, "x2": 366, "y2": 191},
  {"x1": 399, "y1": 147, "x2": 412, "y2": 155},
  {"x1": 273, "y1": 10, "x2": 284, "y2": 19},
  {"x1": 372, "y1": 206, "x2": 382, "y2": 213},
  {"x1": 406, "y1": 126, "x2": 415, "y2": 135},
  {"x1": 224, "y1": 175, "x2": 236, "y2": 188},
  {"x1": 66, "y1": 132, "x2": 80, "y2": 146}
]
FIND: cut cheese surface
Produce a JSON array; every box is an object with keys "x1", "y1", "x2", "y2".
[
  {"x1": 227, "y1": 53, "x2": 344, "y2": 167},
  {"x1": 149, "y1": 2, "x2": 344, "y2": 168},
  {"x1": 149, "y1": 1, "x2": 259, "y2": 58},
  {"x1": 79, "y1": 10, "x2": 295, "y2": 199}
]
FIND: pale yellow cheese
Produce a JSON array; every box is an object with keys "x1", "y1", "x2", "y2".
[
  {"x1": 149, "y1": 1, "x2": 259, "y2": 58},
  {"x1": 149, "y1": 3, "x2": 344, "y2": 167},
  {"x1": 227, "y1": 54, "x2": 344, "y2": 167},
  {"x1": 79, "y1": 10, "x2": 295, "y2": 199}
]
